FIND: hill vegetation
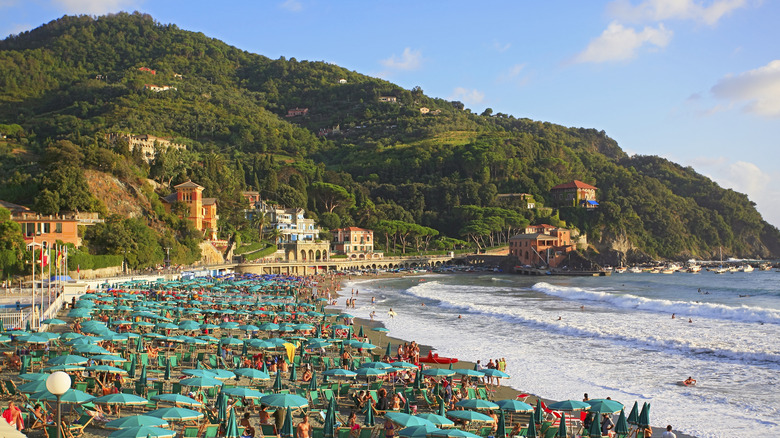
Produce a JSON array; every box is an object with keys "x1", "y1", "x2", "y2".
[{"x1": 0, "y1": 12, "x2": 778, "y2": 277}]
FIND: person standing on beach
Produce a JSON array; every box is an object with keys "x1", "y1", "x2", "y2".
[
  {"x1": 661, "y1": 425, "x2": 676, "y2": 438},
  {"x1": 296, "y1": 414, "x2": 311, "y2": 438}
]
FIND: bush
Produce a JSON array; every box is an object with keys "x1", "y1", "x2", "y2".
[
  {"x1": 234, "y1": 241, "x2": 268, "y2": 255},
  {"x1": 243, "y1": 245, "x2": 277, "y2": 261},
  {"x1": 67, "y1": 250, "x2": 123, "y2": 270}
]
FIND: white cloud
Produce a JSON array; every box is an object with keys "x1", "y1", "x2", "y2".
[
  {"x1": 52, "y1": 0, "x2": 141, "y2": 15},
  {"x1": 449, "y1": 87, "x2": 485, "y2": 105},
  {"x1": 493, "y1": 41, "x2": 511, "y2": 53},
  {"x1": 608, "y1": 0, "x2": 749, "y2": 25},
  {"x1": 710, "y1": 60, "x2": 780, "y2": 117},
  {"x1": 279, "y1": 0, "x2": 302, "y2": 12},
  {"x1": 574, "y1": 21, "x2": 672, "y2": 63},
  {"x1": 380, "y1": 48, "x2": 423, "y2": 71},
  {"x1": 497, "y1": 63, "x2": 530, "y2": 87}
]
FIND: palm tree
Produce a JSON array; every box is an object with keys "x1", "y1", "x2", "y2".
[{"x1": 250, "y1": 212, "x2": 269, "y2": 241}]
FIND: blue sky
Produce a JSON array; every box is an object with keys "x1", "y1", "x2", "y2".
[{"x1": 4, "y1": 0, "x2": 780, "y2": 227}]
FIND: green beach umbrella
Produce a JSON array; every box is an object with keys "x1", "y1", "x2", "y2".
[
  {"x1": 19, "y1": 373, "x2": 49, "y2": 382},
  {"x1": 93, "y1": 393, "x2": 148, "y2": 405},
  {"x1": 455, "y1": 399, "x2": 499, "y2": 410},
  {"x1": 280, "y1": 407, "x2": 295, "y2": 438},
  {"x1": 273, "y1": 370, "x2": 284, "y2": 392},
  {"x1": 430, "y1": 430, "x2": 481, "y2": 438},
  {"x1": 588, "y1": 413, "x2": 602, "y2": 438},
  {"x1": 42, "y1": 318, "x2": 66, "y2": 325},
  {"x1": 180, "y1": 376, "x2": 223, "y2": 388},
  {"x1": 34, "y1": 388, "x2": 95, "y2": 404},
  {"x1": 496, "y1": 408, "x2": 507, "y2": 438},
  {"x1": 455, "y1": 369, "x2": 484, "y2": 378},
  {"x1": 260, "y1": 393, "x2": 309, "y2": 409},
  {"x1": 445, "y1": 410, "x2": 493, "y2": 422},
  {"x1": 357, "y1": 325, "x2": 364, "y2": 338},
  {"x1": 385, "y1": 342, "x2": 392, "y2": 357},
  {"x1": 19, "y1": 358, "x2": 27, "y2": 375},
  {"x1": 164, "y1": 357, "x2": 171, "y2": 380},
  {"x1": 308, "y1": 370, "x2": 318, "y2": 391},
  {"x1": 147, "y1": 407, "x2": 204, "y2": 422},
  {"x1": 638, "y1": 402, "x2": 651, "y2": 428},
  {"x1": 218, "y1": 391, "x2": 228, "y2": 424},
  {"x1": 556, "y1": 412, "x2": 567, "y2": 438},
  {"x1": 18, "y1": 380, "x2": 47, "y2": 394},
  {"x1": 547, "y1": 400, "x2": 590, "y2": 412},
  {"x1": 105, "y1": 415, "x2": 169, "y2": 430},
  {"x1": 109, "y1": 426, "x2": 176, "y2": 438},
  {"x1": 364, "y1": 401, "x2": 375, "y2": 426},
  {"x1": 495, "y1": 399, "x2": 534, "y2": 413},
  {"x1": 49, "y1": 354, "x2": 89, "y2": 365},
  {"x1": 323, "y1": 394, "x2": 337, "y2": 438},
  {"x1": 399, "y1": 424, "x2": 442, "y2": 438},
  {"x1": 627, "y1": 402, "x2": 639, "y2": 425},
  {"x1": 136, "y1": 334, "x2": 144, "y2": 352},
  {"x1": 128, "y1": 358, "x2": 136, "y2": 379},
  {"x1": 385, "y1": 413, "x2": 435, "y2": 428},
  {"x1": 587, "y1": 399, "x2": 624, "y2": 414},
  {"x1": 526, "y1": 420, "x2": 538, "y2": 438},
  {"x1": 422, "y1": 368, "x2": 455, "y2": 377},
  {"x1": 223, "y1": 387, "x2": 265, "y2": 399},
  {"x1": 139, "y1": 364, "x2": 148, "y2": 385},
  {"x1": 225, "y1": 407, "x2": 241, "y2": 438},
  {"x1": 92, "y1": 354, "x2": 127, "y2": 362},
  {"x1": 415, "y1": 413, "x2": 453, "y2": 427},
  {"x1": 234, "y1": 368, "x2": 271, "y2": 380},
  {"x1": 290, "y1": 364, "x2": 298, "y2": 382},
  {"x1": 532, "y1": 399, "x2": 544, "y2": 424},
  {"x1": 615, "y1": 409, "x2": 629, "y2": 436},
  {"x1": 152, "y1": 394, "x2": 203, "y2": 407}
]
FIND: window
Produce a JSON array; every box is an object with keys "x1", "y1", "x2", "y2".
[
  {"x1": 55, "y1": 223, "x2": 62, "y2": 233},
  {"x1": 43, "y1": 223, "x2": 50, "y2": 234}
]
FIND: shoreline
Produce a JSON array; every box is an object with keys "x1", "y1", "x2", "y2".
[{"x1": 335, "y1": 272, "x2": 697, "y2": 438}]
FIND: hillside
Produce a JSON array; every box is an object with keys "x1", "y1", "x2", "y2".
[{"x1": 1, "y1": 12, "x2": 778, "y2": 266}]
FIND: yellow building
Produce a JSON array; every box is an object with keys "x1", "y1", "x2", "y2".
[{"x1": 161, "y1": 180, "x2": 218, "y2": 240}]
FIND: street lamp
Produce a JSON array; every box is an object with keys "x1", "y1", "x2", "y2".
[{"x1": 46, "y1": 371, "x2": 71, "y2": 438}]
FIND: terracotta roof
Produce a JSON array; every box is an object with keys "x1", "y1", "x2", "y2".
[
  {"x1": 174, "y1": 180, "x2": 204, "y2": 189},
  {"x1": 202, "y1": 198, "x2": 217, "y2": 205},
  {"x1": 509, "y1": 233, "x2": 558, "y2": 240},
  {"x1": 161, "y1": 193, "x2": 178, "y2": 203},
  {"x1": 336, "y1": 227, "x2": 371, "y2": 232},
  {"x1": 550, "y1": 180, "x2": 598, "y2": 190}
]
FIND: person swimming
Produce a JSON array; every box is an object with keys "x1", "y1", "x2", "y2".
[{"x1": 684, "y1": 376, "x2": 697, "y2": 385}]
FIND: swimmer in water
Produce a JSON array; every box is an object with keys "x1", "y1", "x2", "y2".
[
  {"x1": 672, "y1": 313, "x2": 675, "y2": 319},
  {"x1": 688, "y1": 318, "x2": 693, "y2": 323}
]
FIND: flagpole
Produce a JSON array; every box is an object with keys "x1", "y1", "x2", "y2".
[{"x1": 31, "y1": 237, "x2": 35, "y2": 331}]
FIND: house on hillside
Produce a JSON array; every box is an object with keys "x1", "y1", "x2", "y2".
[
  {"x1": 161, "y1": 181, "x2": 218, "y2": 240},
  {"x1": 331, "y1": 227, "x2": 383, "y2": 260},
  {"x1": 243, "y1": 198, "x2": 320, "y2": 243},
  {"x1": 286, "y1": 108, "x2": 309, "y2": 117},
  {"x1": 496, "y1": 193, "x2": 535, "y2": 209},
  {"x1": 338, "y1": 78, "x2": 347, "y2": 84},
  {"x1": 549, "y1": 180, "x2": 598, "y2": 208},
  {"x1": 1, "y1": 200, "x2": 102, "y2": 247},
  {"x1": 379, "y1": 96, "x2": 397, "y2": 102},
  {"x1": 106, "y1": 133, "x2": 186, "y2": 163},
  {"x1": 509, "y1": 226, "x2": 575, "y2": 268},
  {"x1": 144, "y1": 84, "x2": 176, "y2": 92},
  {"x1": 138, "y1": 67, "x2": 156, "y2": 75}
]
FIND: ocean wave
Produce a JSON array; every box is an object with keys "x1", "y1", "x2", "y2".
[{"x1": 532, "y1": 282, "x2": 780, "y2": 325}]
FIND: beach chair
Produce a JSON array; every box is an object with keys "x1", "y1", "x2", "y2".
[
  {"x1": 4, "y1": 380, "x2": 20, "y2": 398},
  {"x1": 67, "y1": 413, "x2": 94, "y2": 437},
  {"x1": 312, "y1": 427, "x2": 325, "y2": 438},
  {"x1": 339, "y1": 383, "x2": 351, "y2": 398},
  {"x1": 466, "y1": 388, "x2": 477, "y2": 399},
  {"x1": 260, "y1": 424, "x2": 277, "y2": 437},
  {"x1": 369, "y1": 381, "x2": 383, "y2": 391},
  {"x1": 158, "y1": 356, "x2": 166, "y2": 368},
  {"x1": 172, "y1": 382, "x2": 183, "y2": 394},
  {"x1": 420, "y1": 392, "x2": 437, "y2": 409},
  {"x1": 477, "y1": 426, "x2": 493, "y2": 437},
  {"x1": 368, "y1": 390, "x2": 379, "y2": 405},
  {"x1": 170, "y1": 355, "x2": 179, "y2": 368},
  {"x1": 203, "y1": 424, "x2": 220, "y2": 438},
  {"x1": 26, "y1": 406, "x2": 46, "y2": 430},
  {"x1": 139, "y1": 353, "x2": 149, "y2": 366},
  {"x1": 209, "y1": 356, "x2": 218, "y2": 368},
  {"x1": 359, "y1": 427, "x2": 375, "y2": 438},
  {"x1": 322, "y1": 356, "x2": 332, "y2": 370},
  {"x1": 74, "y1": 382, "x2": 88, "y2": 392},
  {"x1": 183, "y1": 426, "x2": 200, "y2": 437},
  {"x1": 337, "y1": 428, "x2": 351, "y2": 438},
  {"x1": 322, "y1": 389, "x2": 334, "y2": 402},
  {"x1": 477, "y1": 387, "x2": 490, "y2": 401},
  {"x1": 145, "y1": 389, "x2": 159, "y2": 408}
]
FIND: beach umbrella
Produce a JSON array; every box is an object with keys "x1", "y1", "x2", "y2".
[
  {"x1": 399, "y1": 424, "x2": 442, "y2": 438},
  {"x1": 92, "y1": 354, "x2": 127, "y2": 362},
  {"x1": 385, "y1": 342, "x2": 392, "y2": 357},
  {"x1": 87, "y1": 365, "x2": 127, "y2": 375},
  {"x1": 74, "y1": 344, "x2": 112, "y2": 355},
  {"x1": 357, "y1": 325, "x2": 364, "y2": 338},
  {"x1": 223, "y1": 387, "x2": 265, "y2": 399},
  {"x1": 19, "y1": 359, "x2": 27, "y2": 375},
  {"x1": 415, "y1": 413, "x2": 454, "y2": 427},
  {"x1": 385, "y1": 412, "x2": 435, "y2": 428},
  {"x1": 218, "y1": 391, "x2": 228, "y2": 424},
  {"x1": 105, "y1": 415, "x2": 169, "y2": 430},
  {"x1": 136, "y1": 334, "x2": 144, "y2": 352},
  {"x1": 323, "y1": 368, "x2": 357, "y2": 378},
  {"x1": 496, "y1": 409, "x2": 507, "y2": 438},
  {"x1": 139, "y1": 364, "x2": 148, "y2": 385},
  {"x1": 364, "y1": 401, "x2": 375, "y2": 426},
  {"x1": 147, "y1": 407, "x2": 204, "y2": 422},
  {"x1": 390, "y1": 361, "x2": 417, "y2": 369},
  {"x1": 446, "y1": 410, "x2": 494, "y2": 422},
  {"x1": 128, "y1": 358, "x2": 136, "y2": 379},
  {"x1": 455, "y1": 369, "x2": 485, "y2": 378},
  {"x1": 323, "y1": 394, "x2": 337, "y2": 438},
  {"x1": 422, "y1": 368, "x2": 455, "y2": 377},
  {"x1": 182, "y1": 369, "x2": 217, "y2": 378},
  {"x1": 273, "y1": 371, "x2": 284, "y2": 392},
  {"x1": 360, "y1": 361, "x2": 393, "y2": 369},
  {"x1": 429, "y1": 429, "x2": 481, "y2": 438},
  {"x1": 290, "y1": 364, "x2": 298, "y2": 382},
  {"x1": 49, "y1": 354, "x2": 89, "y2": 365},
  {"x1": 109, "y1": 426, "x2": 176, "y2": 438},
  {"x1": 181, "y1": 376, "x2": 223, "y2": 388},
  {"x1": 547, "y1": 400, "x2": 591, "y2": 412},
  {"x1": 532, "y1": 399, "x2": 544, "y2": 424},
  {"x1": 18, "y1": 380, "x2": 47, "y2": 394},
  {"x1": 280, "y1": 407, "x2": 295, "y2": 438},
  {"x1": 234, "y1": 368, "x2": 271, "y2": 380},
  {"x1": 455, "y1": 399, "x2": 499, "y2": 410},
  {"x1": 638, "y1": 402, "x2": 651, "y2": 428},
  {"x1": 615, "y1": 409, "x2": 629, "y2": 436},
  {"x1": 164, "y1": 357, "x2": 171, "y2": 380},
  {"x1": 588, "y1": 413, "x2": 603, "y2": 438},
  {"x1": 152, "y1": 394, "x2": 203, "y2": 407},
  {"x1": 260, "y1": 393, "x2": 309, "y2": 409},
  {"x1": 587, "y1": 399, "x2": 624, "y2": 414},
  {"x1": 34, "y1": 388, "x2": 95, "y2": 404},
  {"x1": 42, "y1": 318, "x2": 67, "y2": 325},
  {"x1": 556, "y1": 412, "x2": 567, "y2": 438},
  {"x1": 208, "y1": 369, "x2": 236, "y2": 380},
  {"x1": 19, "y1": 373, "x2": 49, "y2": 382},
  {"x1": 495, "y1": 399, "x2": 534, "y2": 413},
  {"x1": 225, "y1": 407, "x2": 241, "y2": 438},
  {"x1": 627, "y1": 402, "x2": 639, "y2": 425},
  {"x1": 93, "y1": 393, "x2": 148, "y2": 405}
]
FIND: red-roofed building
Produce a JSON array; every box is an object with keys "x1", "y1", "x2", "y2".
[
  {"x1": 549, "y1": 180, "x2": 598, "y2": 208},
  {"x1": 286, "y1": 107, "x2": 309, "y2": 117},
  {"x1": 138, "y1": 67, "x2": 156, "y2": 75},
  {"x1": 509, "y1": 227, "x2": 575, "y2": 268},
  {"x1": 331, "y1": 227, "x2": 383, "y2": 259},
  {"x1": 161, "y1": 180, "x2": 218, "y2": 240}
]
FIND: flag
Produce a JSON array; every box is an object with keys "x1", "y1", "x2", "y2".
[
  {"x1": 40, "y1": 247, "x2": 49, "y2": 268},
  {"x1": 57, "y1": 248, "x2": 63, "y2": 268}
]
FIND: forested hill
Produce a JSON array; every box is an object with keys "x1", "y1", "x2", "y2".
[{"x1": 1, "y1": 12, "x2": 778, "y2": 264}]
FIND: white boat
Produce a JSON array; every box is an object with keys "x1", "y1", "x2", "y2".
[
  {"x1": 713, "y1": 247, "x2": 727, "y2": 274},
  {"x1": 615, "y1": 267, "x2": 627, "y2": 274},
  {"x1": 629, "y1": 267, "x2": 642, "y2": 274},
  {"x1": 740, "y1": 265, "x2": 754, "y2": 272},
  {"x1": 661, "y1": 268, "x2": 675, "y2": 274},
  {"x1": 687, "y1": 264, "x2": 702, "y2": 273}
]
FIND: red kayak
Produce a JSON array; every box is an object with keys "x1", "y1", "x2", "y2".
[{"x1": 419, "y1": 351, "x2": 459, "y2": 364}]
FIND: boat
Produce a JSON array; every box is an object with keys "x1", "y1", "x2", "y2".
[
  {"x1": 759, "y1": 263, "x2": 771, "y2": 271},
  {"x1": 419, "y1": 351, "x2": 459, "y2": 364},
  {"x1": 615, "y1": 267, "x2": 627, "y2": 274},
  {"x1": 629, "y1": 267, "x2": 642, "y2": 274},
  {"x1": 661, "y1": 267, "x2": 675, "y2": 274},
  {"x1": 713, "y1": 247, "x2": 727, "y2": 274},
  {"x1": 687, "y1": 264, "x2": 702, "y2": 273},
  {"x1": 740, "y1": 265, "x2": 754, "y2": 272}
]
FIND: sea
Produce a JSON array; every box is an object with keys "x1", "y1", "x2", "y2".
[{"x1": 337, "y1": 270, "x2": 780, "y2": 438}]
